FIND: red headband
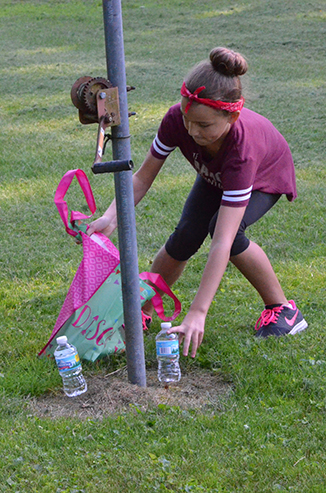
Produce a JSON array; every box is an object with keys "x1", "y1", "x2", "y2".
[{"x1": 180, "y1": 82, "x2": 244, "y2": 113}]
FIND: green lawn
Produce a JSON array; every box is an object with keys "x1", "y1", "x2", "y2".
[{"x1": 1, "y1": 0, "x2": 326, "y2": 491}]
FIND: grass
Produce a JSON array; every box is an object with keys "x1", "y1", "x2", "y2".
[{"x1": 1, "y1": 0, "x2": 326, "y2": 490}]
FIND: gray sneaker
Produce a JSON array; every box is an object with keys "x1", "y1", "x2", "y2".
[{"x1": 255, "y1": 300, "x2": 308, "y2": 338}]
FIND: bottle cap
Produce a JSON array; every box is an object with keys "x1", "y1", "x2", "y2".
[
  {"x1": 161, "y1": 322, "x2": 172, "y2": 330},
  {"x1": 56, "y1": 336, "x2": 68, "y2": 345}
]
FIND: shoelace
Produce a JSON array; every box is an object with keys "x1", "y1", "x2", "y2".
[
  {"x1": 255, "y1": 305, "x2": 284, "y2": 330},
  {"x1": 141, "y1": 311, "x2": 152, "y2": 331}
]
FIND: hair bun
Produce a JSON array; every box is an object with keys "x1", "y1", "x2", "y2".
[{"x1": 210, "y1": 47, "x2": 248, "y2": 77}]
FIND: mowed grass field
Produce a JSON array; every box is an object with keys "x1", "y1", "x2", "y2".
[{"x1": 0, "y1": 0, "x2": 326, "y2": 491}]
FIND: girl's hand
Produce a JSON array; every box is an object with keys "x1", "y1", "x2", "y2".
[
  {"x1": 167, "y1": 311, "x2": 206, "y2": 358},
  {"x1": 87, "y1": 216, "x2": 116, "y2": 238}
]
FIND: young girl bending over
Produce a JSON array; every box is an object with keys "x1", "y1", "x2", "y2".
[{"x1": 87, "y1": 47, "x2": 307, "y2": 357}]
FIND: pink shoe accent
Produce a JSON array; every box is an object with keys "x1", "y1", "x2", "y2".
[{"x1": 284, "y1": 300, "x2": 299, "y2": 326}]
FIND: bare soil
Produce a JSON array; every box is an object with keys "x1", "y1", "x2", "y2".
[{"x1": 30, "y1": 368, "x2": 232, "y2": 419}]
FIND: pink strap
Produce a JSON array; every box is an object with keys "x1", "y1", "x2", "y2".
[
  {"x1": 139, "y1": 272, "x2": 181, "y2": 321},
  {"x1": 54, "y1": 170, "x2": 181, "y2": 319},
  {"x1": 54, "y1": 169, "x2": 96, "y2": 236}
]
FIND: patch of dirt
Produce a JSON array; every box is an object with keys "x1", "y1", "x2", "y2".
[{"x1": 30, "y1": 368, "x2": 232, "y2": 419}]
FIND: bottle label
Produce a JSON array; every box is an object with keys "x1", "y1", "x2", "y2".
[
  {"x1": 55, "y1": 353, "x2": 81, "y2": 374},
  {"x1": 156, "y1": 340, "x2": 179, "y2": 356}
]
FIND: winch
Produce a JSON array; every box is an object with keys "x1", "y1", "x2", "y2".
[{"x1": 70, "y1": 76, "x2": 135, "y2": 171}]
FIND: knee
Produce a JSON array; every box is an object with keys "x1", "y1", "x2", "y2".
[
  {"x1": 165, "y1": 222, "x2": 206, "y2": 261},
  {"x1": 230, "y1": 234, "x2": 250, "y2": 257}
]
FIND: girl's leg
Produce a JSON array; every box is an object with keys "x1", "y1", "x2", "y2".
[
  {"x1": 230, "y1": 241, "x2": 287, "y2": 306},
  {"x1": 209, "y1": 191, "x2": 284, "y2": 305},
  {"x1": 214, "y1": 191, "x2": 307, "y2": 336},
  {"x1": 230, "y1": 192, "x2": 287, "y2": 305},
  {"x1": 148, "y1": 245, "x2": 188, "y2": 286}
]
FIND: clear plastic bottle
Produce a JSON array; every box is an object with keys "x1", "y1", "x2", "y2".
[
  {"x1": 54, "y1": 336, "x2": 87, "y2": 397},
  {"x1": 156, "y1": 322, "x2": 181, "y2": 383}
]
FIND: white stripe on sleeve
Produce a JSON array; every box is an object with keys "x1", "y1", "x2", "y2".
[
  {"x1": 152, "y1": 134, "x2": 176, "y2": 157},
  {"x1": 222, "y1": 192, "x2": 252, "y2": 203},
  {"x1": 222, "y1": 185, "x2": 253, "y2": 196},
  {"x1": 222, "y1": 186, "x2": 253, "y2": 203}
]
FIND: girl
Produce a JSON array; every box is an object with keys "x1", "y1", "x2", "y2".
[{"x1": 87, "y1": 47, "x2": 307, "y2": 358}]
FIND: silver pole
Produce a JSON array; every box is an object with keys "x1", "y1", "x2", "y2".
[{"x1": 102, "y1": 0, "x2": 146, "y2": 386}]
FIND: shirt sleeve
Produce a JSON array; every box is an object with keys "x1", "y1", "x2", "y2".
[
  {"x1": 219, "y1": 150, "x2": 258, "y2": 208},
  {"x1": 151, "y1": 133, "x2": 177, "y2": 159},
  {"x1": 150, "y1": 105, "x2": 180, "y2": 159}
]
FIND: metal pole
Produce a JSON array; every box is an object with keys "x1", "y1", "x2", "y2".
[{"x1": 102, "y1": 0, "x2": 146, "y2": 386}]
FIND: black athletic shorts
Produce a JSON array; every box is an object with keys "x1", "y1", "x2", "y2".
[{"x1": 165, "y1": 174, "x2": 281, "y2": 261}]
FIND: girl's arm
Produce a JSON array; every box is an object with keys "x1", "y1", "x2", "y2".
[
  {"x1": 87, "y1": 151, "x2": 166, "y2": 237},
  {"x1": 170, "y1": 204, "x2": 246, "y2": 357}
]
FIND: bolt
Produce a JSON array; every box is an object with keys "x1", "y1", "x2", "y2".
[{"x1": 99, "y1": 92, "x2": 106, "y2": 99}]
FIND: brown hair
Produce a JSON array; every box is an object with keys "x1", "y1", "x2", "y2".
[{"x1": 184, "y1": 47, "x2": 248, "y2": 103}]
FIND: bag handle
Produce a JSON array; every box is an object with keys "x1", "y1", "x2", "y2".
[
  {"x1": 54, "y1": 170, "x2": 181, "y2": 320},
  {"x1": 139, "y1": 272, "x2": 181, "y2": 321},
  {"x1": 54, "y1": 169, "x2": 96, "y2": 237}
]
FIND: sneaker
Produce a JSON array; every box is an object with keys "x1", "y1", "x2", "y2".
[
  {"x1": 255, "y1": 300, "x2": 307, "y2": 338},
  {"x1": 141, "y1": 311, "x2": 152, "y2": 331}
]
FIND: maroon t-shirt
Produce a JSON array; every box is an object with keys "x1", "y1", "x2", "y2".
[{"x1": 150, "y1": 104, "x2": 297, "y2": 208}]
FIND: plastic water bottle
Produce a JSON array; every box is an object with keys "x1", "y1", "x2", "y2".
[
  {"x1": 54, "y1": 336, "x2": 87, "y2": 397},
  {"x1": 156, "y1": 322, "x2": 181, "y2": 383}
]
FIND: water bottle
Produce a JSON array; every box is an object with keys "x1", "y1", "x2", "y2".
[
  {"x1": 54, "y1": 336, "x2": 87, "y2": 397},
  {"x1": 156, "y1": 322, "x2": 181, "y2": 383}
]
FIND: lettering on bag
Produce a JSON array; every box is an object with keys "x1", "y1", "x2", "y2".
[{"x1": 72, "y1": 305, "x2": 115, "y2": 348}]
